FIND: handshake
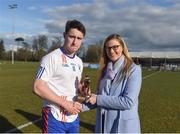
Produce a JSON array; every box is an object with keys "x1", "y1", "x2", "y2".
[{"x1": 59, "y1": 75, "x2": 97, "y2": 115}]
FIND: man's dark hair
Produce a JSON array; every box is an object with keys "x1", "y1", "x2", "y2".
[{"x1": 65, "y1": 19, "x2": 86, "y2": 36}]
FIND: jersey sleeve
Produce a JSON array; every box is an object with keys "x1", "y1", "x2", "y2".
[{"x1": 36, "y1": 55, "x2": 54, "y2": 81}]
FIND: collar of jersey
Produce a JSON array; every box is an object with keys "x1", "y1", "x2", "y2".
[{"x1": 60, "y1": 47, "x2": 75, "y2": 59}]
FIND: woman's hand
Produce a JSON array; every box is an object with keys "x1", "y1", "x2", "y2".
[{"x1": 88, "y1": 93, "x2": 97, "y2": 105}]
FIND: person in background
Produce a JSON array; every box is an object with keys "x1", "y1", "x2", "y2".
[
  {"x1": 33, "y1": 19, "x2": 86, "y2": 133},
  {"x1": 86, "y1": 33, "x2": 142, "y2": 133}
]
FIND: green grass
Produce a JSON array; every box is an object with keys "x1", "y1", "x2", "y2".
[
  {"x1": 140, "y1": 71, "x2": 180, "y2": 133},
  {"x1": 0, "y1": 61, "x2": 42, "y2": 133},
  {"x1": 0, "y1": 61, "x2": 180, "y2": 133}
]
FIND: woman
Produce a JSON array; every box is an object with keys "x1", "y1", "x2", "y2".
[{"x1": 88, "y1": 34, "x2": 142, "y2": 133}]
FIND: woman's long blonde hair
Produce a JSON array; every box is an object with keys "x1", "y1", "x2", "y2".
[{"x1": 98, "y1": 34, "x2": 133, "y2": 86}]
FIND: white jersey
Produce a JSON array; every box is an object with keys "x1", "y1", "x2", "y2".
[{"x1": 36, "y1": 48, "x2": 83, "y2": 122}]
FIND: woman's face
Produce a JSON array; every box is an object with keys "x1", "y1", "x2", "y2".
[{"x1": 105, "y1": 39, "x2": 123, "y2": 63}]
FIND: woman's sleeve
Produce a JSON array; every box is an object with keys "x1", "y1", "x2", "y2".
[
  {"x1": 97, "y1": 65, "x2": 142, "y2": 110},
  {"x1": 82, "y1": 103, "x2": 97, "y2": 112}
]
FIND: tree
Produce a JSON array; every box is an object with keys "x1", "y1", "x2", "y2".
[
  {"x1": 0, "y1": 39, "x2": 5, "y2": 60},
  {"x1": 95, "y1": 40, "x2": 103, "y2": 60},
  {"x1": 17, "y1": 48, "x2": 32, "y2": 62},
  {"x1": 32, "y1": 38, "x2": 38, "y2": 52},
  {"x1": 4, "y1": 50, "x2": 11, "y2": 60},
  {"x1": 38, "y1": 35, "x2": 48, "y2": 50},
  {"x1": 15, "y1": 37, "x2": 25, "y2": 60},
  {"x1": 15, "y1": 37, "x2": 24, "y2": 48},
  {"x1": 22, "y1": 41, "x2": 30, "y2": 51},
  {"x1": 85, "y1": 40, "x2": 103, "y2": 63},
  {"x1": 47, "y1": 36, "x2": 62, "y2": 53},
  {"x1": 32, "y1": 35, "x2": 48, "y2": 61},
  {"x1": 16, "y1": 41, "x2": 31, "y2": 61},
  {"x1": 77, "y1": 42, "x2": 86, "y2": 61},
  {"x1": 15, "y1": 37, "x2": 24, "y2": 42}
]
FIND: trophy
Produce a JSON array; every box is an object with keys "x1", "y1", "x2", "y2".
[{"x1": 75, "y1": 75, "x2": 91, "y2": 103}]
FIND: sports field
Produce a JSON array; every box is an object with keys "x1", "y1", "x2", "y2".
[{"x1": 0, "y1": 61, "x2": 180, "y2": 133}]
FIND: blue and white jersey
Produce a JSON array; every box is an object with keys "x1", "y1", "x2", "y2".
[{"x1": 36, "y1": 48, "x2": 83, "y2": 122}]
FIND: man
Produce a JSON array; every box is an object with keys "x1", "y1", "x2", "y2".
[{"x1": 33, "y1": 19, "x2": 86, "y2": 133}]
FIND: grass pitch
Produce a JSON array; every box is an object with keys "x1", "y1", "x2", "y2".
[{"x1": 0, "y1": 61, "x2": 180, "y2": 133}]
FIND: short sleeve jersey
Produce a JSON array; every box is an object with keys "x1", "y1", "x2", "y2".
[{"x1": 36, "y1": 48, "x2": 83, "y2": 122}]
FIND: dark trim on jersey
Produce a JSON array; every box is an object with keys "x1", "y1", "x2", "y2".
[
  {"x1": 60, "y1": 47, "x2": 75, "y2": 59},
  {"x1": 36, "y1": 66, "x2": 45, "y2": 79}
]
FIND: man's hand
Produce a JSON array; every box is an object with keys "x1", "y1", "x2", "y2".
[{"x1": 59, "y1": 96, "x2": 82, "y2": 115}]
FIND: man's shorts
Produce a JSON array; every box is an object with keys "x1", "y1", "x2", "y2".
[{"x1": 42, "y1": 107, "x2": 80, "y2": 133}]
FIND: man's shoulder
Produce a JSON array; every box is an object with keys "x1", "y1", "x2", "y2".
[
  {"x1": 46, "y1": 48, "x2": 60, "y2": 57},
  {"x1": 74, "y1": 55, "x2": 83, "y2": 64},
  {"x1": 50, "y1": 48, "x2": 61, "y2": 55},
  {"x1": 41, "y1": 48, "x2": 60, "y2": 62}
]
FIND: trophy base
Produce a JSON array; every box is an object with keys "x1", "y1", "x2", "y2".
[{"x1": 74, "y1": 94, "x2": 91, "y2": 103}]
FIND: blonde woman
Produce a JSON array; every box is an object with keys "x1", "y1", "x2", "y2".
[{"x1": 87, "y1": 34, "x2": 142, "y2": 133}]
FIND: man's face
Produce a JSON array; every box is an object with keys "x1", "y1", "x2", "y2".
[{"x1": 64, "y1": 28, "x2": 84, "y2": 55}]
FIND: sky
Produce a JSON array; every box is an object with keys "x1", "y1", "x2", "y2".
[{"x1": 0, "y1": 0, "x2": 180, "y2": 51}]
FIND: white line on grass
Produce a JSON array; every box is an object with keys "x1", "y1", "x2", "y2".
[
  {"x1": 6, "y1": 118, "x2": 41, "y2": 133},
  {"x1": 6, "y1": 71, "x2": 159, "y2": 133},
  {"x1": 143, "y1": 71, "x2": 160, "y2": 79}
]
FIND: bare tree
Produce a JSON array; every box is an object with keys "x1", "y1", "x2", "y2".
[
  {"x1": 38, "y1": 35, "x2": 48, "y2": 50},
  {"x1": 47, "y1": 36, "x2": 62, "y2": 53},
  {"x1": 0, "y1": 39, "x2": 5, "y2": 60},
  {"x1": 15, "y1": 37, "x2": 24, "y2": 47},
  {"x1": 32, "y1": 35, "x2": 48, "y2": 61},
  {"x1": 77, "y1": 42, "x2": 86, "y2": 61},
  {"x1": 85, "y1": 40, "x2": 103, "y2": 63},
  {"x1": 18, "y1": 41, "x2": 31, "y2": 61}
]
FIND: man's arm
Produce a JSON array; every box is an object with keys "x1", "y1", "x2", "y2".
[{"x1": 33, "y1": 79, "x2": 82, "y2": 114}]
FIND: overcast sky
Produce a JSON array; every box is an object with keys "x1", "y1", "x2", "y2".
[{"x1": 0, "y1": 0, "x2": 180, "y2": 51}]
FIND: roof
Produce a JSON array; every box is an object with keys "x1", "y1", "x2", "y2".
[{"x1": 130, "y1": 51, "x2": 180, "y2": 59}]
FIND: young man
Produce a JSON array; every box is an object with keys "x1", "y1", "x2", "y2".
[{"x1": 33, "y1": 19, "x2": 86, "y2": 133}]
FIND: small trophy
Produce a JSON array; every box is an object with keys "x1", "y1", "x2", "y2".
[{"x1": 75, "y1": 75, "x2": 91, "y2": 103}]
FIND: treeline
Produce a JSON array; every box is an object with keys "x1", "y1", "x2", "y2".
[{"x1": 0, "y1": 35, "x2": 103, "y2": 63}]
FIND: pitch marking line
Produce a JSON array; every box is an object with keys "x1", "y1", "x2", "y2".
[
  {"x1": 143, "y1": 71, "x2": 160, "y2": 79},
  {"x1": 6, "y1": 118, "x2": 41, "y2": 133},
  {"x1": 6, "y1": 71, "x2": 159, "y2": 132}
]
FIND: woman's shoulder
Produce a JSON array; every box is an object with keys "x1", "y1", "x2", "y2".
[
  {"x1": 130, "y1": 63, "x2": 142, "y2": 74},
  {"x1": 131, "y1": 62, "x2": 141, "y2": 69}
]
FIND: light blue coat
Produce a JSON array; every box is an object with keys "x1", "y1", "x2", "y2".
[
  {"x1": 83, "y1": 57, "x2": 142, "y2": 133},
  {"x1": 96, "y1": 61, "x2": 142, "y2": 133}
]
